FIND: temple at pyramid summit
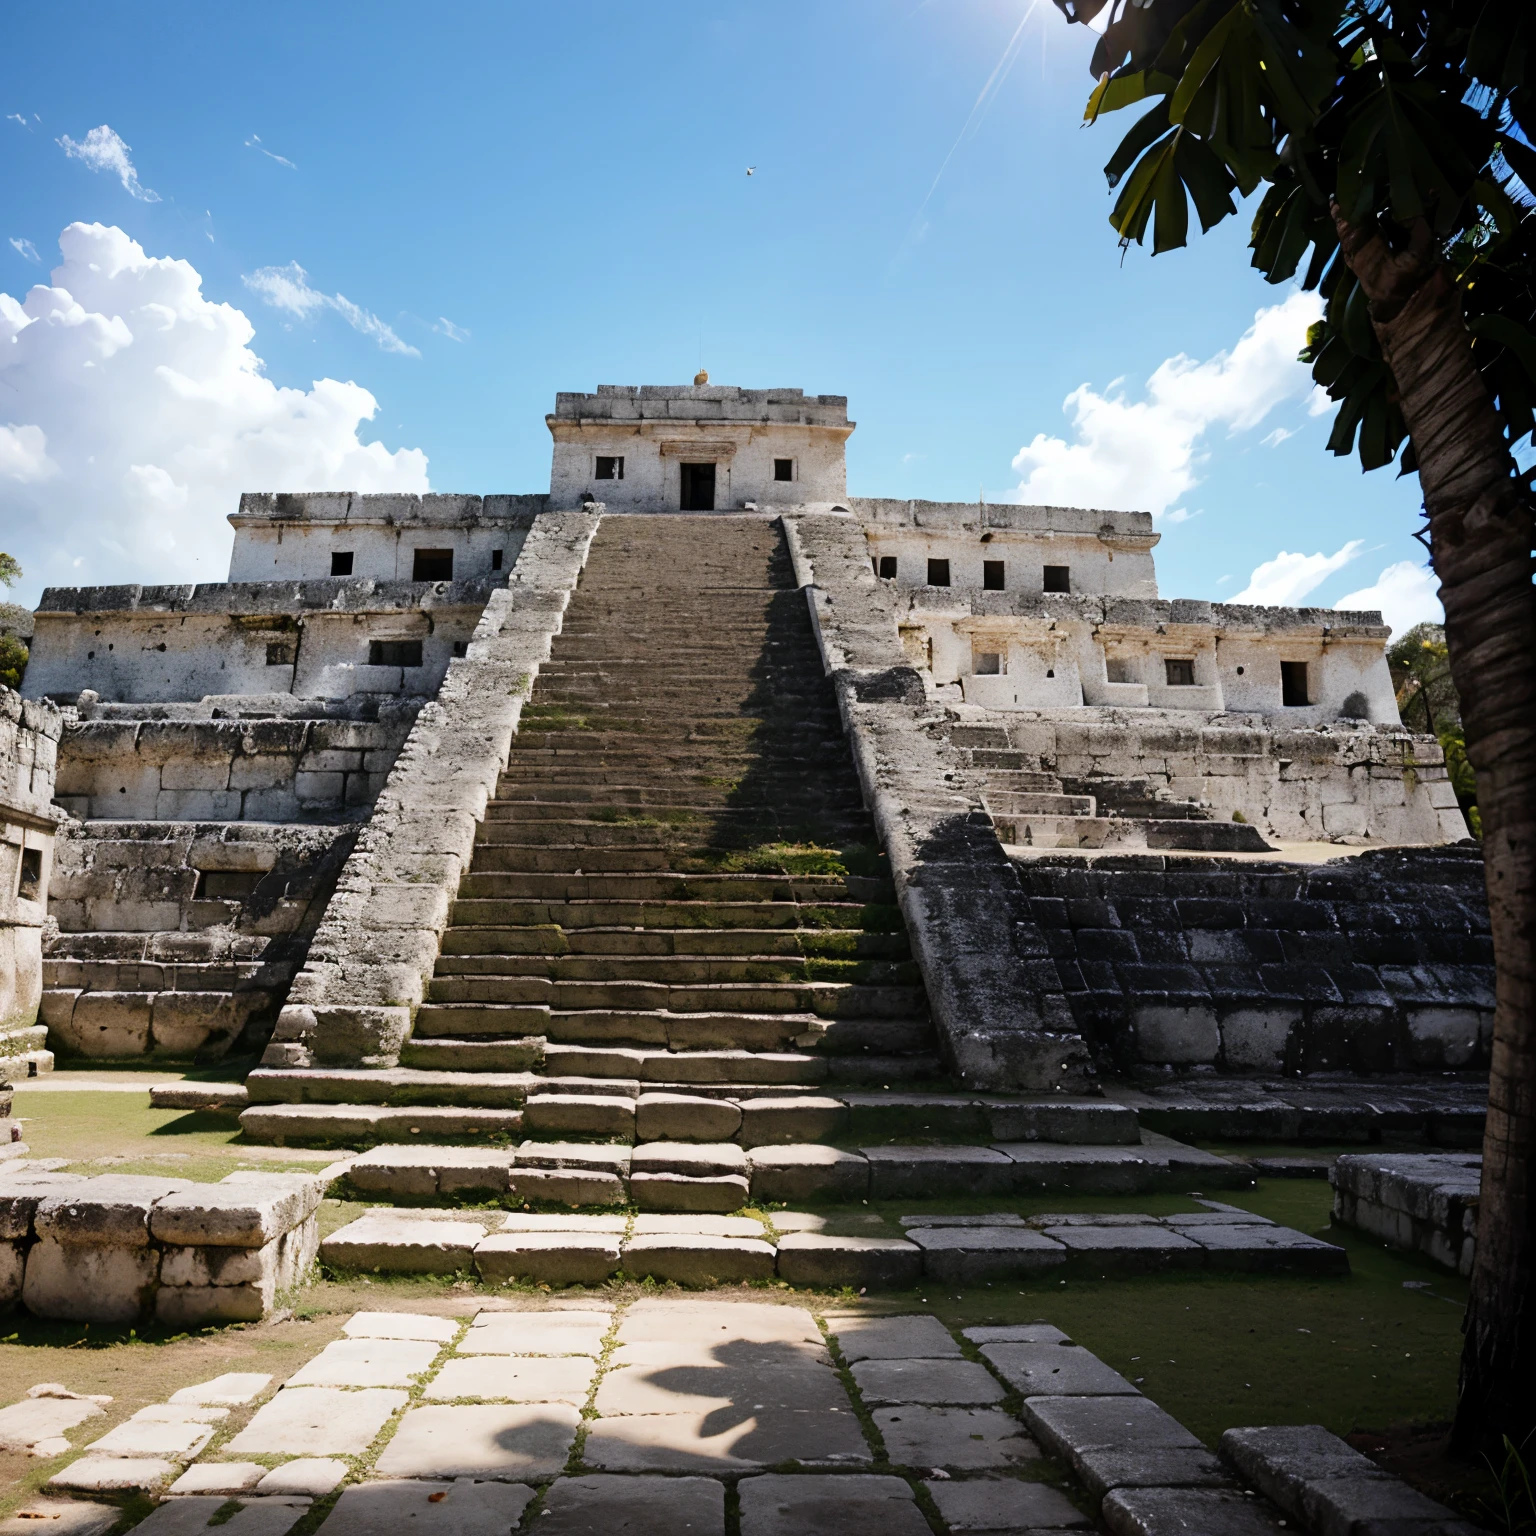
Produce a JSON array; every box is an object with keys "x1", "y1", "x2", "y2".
[{"x1": 3, "y1": 381, "x2": 1486, "y2": 1168}]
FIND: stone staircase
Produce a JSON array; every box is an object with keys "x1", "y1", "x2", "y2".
[
  {"x1": 240, "y1": 517, "x2": 1247, "y2": 1210},
  {"x1": 951, "y1": 725, "x2": 1272, "y2": 852}
]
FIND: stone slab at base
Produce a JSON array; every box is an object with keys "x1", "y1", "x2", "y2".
[{"x1": 1331, "y1": 1151, "x2": 1480, "y2": 1274}]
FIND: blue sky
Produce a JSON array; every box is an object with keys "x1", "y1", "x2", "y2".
[{"x1": 1, "y1": 0, "x2": 1437, "y2": 627}]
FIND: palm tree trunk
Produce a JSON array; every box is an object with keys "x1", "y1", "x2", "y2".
[{"x1": 1332, "y1": 207, "x2": 1536, "y2": 1455}]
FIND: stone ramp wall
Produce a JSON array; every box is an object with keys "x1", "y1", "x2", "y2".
[
  {"x1": 781, "y1": 513, "x2": 1087, "y2": 1093},
  {"x1": 0, "y1": 688, "x2": 62, "y2": 1048},
  {"x1": 41, "y1": 820, "x2": 356, "y2": 1060},
  {"x1": 264, "y1": 511, "x2": 603, "y2": 1069},
  {"x1": 1012, "y1": 845, "x2": 1493, "y2": 1075}
]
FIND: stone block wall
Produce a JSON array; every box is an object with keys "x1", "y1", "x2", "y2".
[
  {"x1": 54, "y1": 710, "x2": 418, "y2": 822},
  {"x1": 0, "y1": 688, "x2": 62, "y2": 1052},
  {"x1": 42, "y1": 820, "x2": 356, "y2": 1059},
  {"x1": 1012, "y1": 845, "x2": 1493, "y2": 1075},
  {"x1": 3, "y1": 1165, "x2": 322, "y2": 1324},
  {"x1": 1331, "y1": 1151, "x2": 1480, "y2": 1273},
  {"x1": 265, "y1": 510, "x2": 602, "y2": 1069}
]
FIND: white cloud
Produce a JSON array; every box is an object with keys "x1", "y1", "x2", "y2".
[
  {"x1": 244, "y1": 135, "x2": 296, "y2": 169},
  {"x1": 1009, "y1": 290, "x2": 1322, "y2": 518},
  {"x1": 433, "y1": 317, "x2": 470, "y2": 343},
  {"x1": 244, "y1": 261, "x2": 420, "y2": 356},
  {"x1": 1232, "y1": 540, "x2": 1363, "y2": 606},
  {"x1": 7, "y1": 114, "x2": 29, "y2": 130},
  {"x1": 1335, "y1": 560, "x2": 1442, "y2": 636},
  {"x1": 57, "y1": 125, "x2": 160, "y2": 202},
  {"x1": 9, "y1": 238, "x2": 40, "y2": 263},
  {"x1": 1261, "y1": 426, "x2": 1295, "y2": 448},
  {"x1": 0, "y1": 222, "x2": 428, "y2": 602}
]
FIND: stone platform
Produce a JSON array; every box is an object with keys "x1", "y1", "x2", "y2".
[{"x1": 1330, "y1": 1151, "x2": 1481, "y2": 1274}]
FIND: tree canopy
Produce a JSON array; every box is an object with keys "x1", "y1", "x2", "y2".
[{"x1": 1055, "y1": 0, "x2": 1535, "y2": 480}]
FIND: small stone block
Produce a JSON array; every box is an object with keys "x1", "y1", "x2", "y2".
[
  {"x1": 371, "y1": 1402, "x2": 580, "y2": 1480},
  {"x1": 926, "y1": 1475, "x2": 1091, "y2": 1530},
  {"x1": 83, "y1": 1417, "x2": 215, "y2": 1460},
  {"x1": 1074, "y1": 1445, "x2": 1232, "y2": 1504},
  {"x1": 827, "y1": 1313, "x2": 962, "y2": 1361},
  {"x1": 515, "y1": 1142, "x2": 632, "y2": 1176},
  {"x1": 737, "y1": 1472, "x2": 933, "y2": 1535},
  {"x1": 636, "y1": 1093, "x2": 742, "y2": 1143},
  {"x1": 537, "y1": 1473, "x2": 726, "y2": 1535},
  {"x1": 475, "y1": 1232, "x2": 622, "y2": 1287},
  {"x1": 964, "y1": 1325, "x2": 1071, "y2": 1345},
  {"x1": 875, "y1": 1406, "x2": 1040, "y2": 1471},
  {"x1": 775, "y1": 1234, "x2": 922, "y2": 1289},
  {"x1": 169, "y1": 1373, "x2": 273, "y2": 1406},
  {"x1": 0, "y1": 1397, "x2": 105, "y2": 1451},
  {"x1": 632, "y1": 1214, "x2": 765, "y2": 1238},
  {"x1": 1101, "y1": 1487, "x2": 1288, "y2": 1535},
  {"x1": 621, "y1": 1233, "x2": 776, "y2": 1285},
  {"x1": 320, "y1": 1216, "x2": 484, "y2": 1273},
  {"x1": 150, "y1": 1084, "x2": 250, "y2": 1111},
  {"x1": 168, "y1": 1462, "x2": 267, "y2": 1495},
  {"x1": 523, "y1": 1094, "x2": 636, "y2": 1136},
  {"x1": 630, "y1": 1172, "x2": 750, "y2": 1213},
  {"x1": 424, "y1": 1354, "x2": 596, "y2": 1403},
  {"x1": 852, "y1": 1357, "x2": 1006, "y2": 1406},
  {"x1": 750, "y1": 1145, "x2": 870, "y2": 1202},
  {"x1": 863, "y1": 1146, "x2": 1016, "y2": 1198},
  {"x1": 631, "y1": 1142, "x2": 749, "y2": 1177},
  {"x1": 342, "y1": 1311, "x2": 459, "y2": 1342},
  {"x1": 908, "y1": 1226, "x2": 1067, "y2": 1282},
  {"x1": 254, "y1": 1458, "x2": 349, "y2": 1498},
  {"x1": 1041, "y1": 1226, "x2": 1205, "y2": 1271},
  {"x1": 507, "y1": 1169, "x2": 626, "y2": 1207},
  {"x1": 984, "y1": 1342, "x2": 1140, "y2": 1397},
  {"x1": 315, "y1": 1479, "x2": 537, "y2": 1536},
  {"x1": 226, "y1": 1386, "x2": 408, "y2": 1456},
  {"x1": 286, "y1": 1337, "x2": 441, "y2": 1388},
  {"x1": 48, "y1": 1457, "x2": 177, "y2": 1493},
  {"x1": 1021, "y1": 1396, "x2": 1202, "y2": 1463}
]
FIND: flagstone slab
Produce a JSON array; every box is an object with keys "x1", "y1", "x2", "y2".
[
  {"x1": 131, "y1": 1497, "x2": 310, "y2": 1536},
  {"x1": 875, "y1": 1405, "x2": 1041, "y2": 1470},
  {"x1": 925, "y1": 1475, "x2": 1092, "y2": 1530},
  {"x1": 286, "y1": 1337, "x2": 441, "y2": 1388},
  {"x1": 320, "y1": 1216, "x2": 486, "y2": 1273},
  {"x1": 737, "y1": 1472, "x2": 932, "y2": 1535},
  {"x1": 48, "y1": 1457, "x2": 178, "y2": 1493},
  {"x1": 226, "y1": 1386, "x2": 407, "y2": 1456},
  {"x1": 1101, "y1": 1486, "x2": 1289, "y2": 1534},
  {"x1": 537, "y1": 1473, "x2": 726, "y2": 1535},
  {"x1": 0, "y1": 1500, "x2": 120, "y2": 1536},
  {"x1": 0, "y1": 1396, "x2": 104, "y2": 1453},
  {"x1": 316, "y1": 1479, "x2": 536, "y2": 1536},
  {"x1": 371, "y1": 1402, "x2": 580, "y2": 1480},
  {"x1": 82, "y1": 1417, "x2": 215, "y2": 1460},
  {"x1": 824, "y1": 1313, "x2": 961, "y2": 1362},
  {"x1": 583, "y1": 1405, "x2": 868, "y2": 1472},
  {"x1": 851, "y1": 1358, "x2": 1006, "y2": 1407},
  {"x1": 168, "y1": 1463, "x2": 268, "y2": 1496},
  {"x1": 424, "y1": 1354, "x2": 596, "y2": 1404},
  {"x1": 459, "y1": 1316, "x2": 609, "y2": 1356},
  {"x1": 1073, "y1": 1445, "x2": 1233, "y2": 1504},
  {"x1": 255, "y1": 1459, "x2": 349, "y2": 1498},
  {"x1": 981, "y1": 1342, "x2": 1140, "y2": 1398},
  {"x1": 620, "y1": 1233, "x2": 775, "y2": 1285},
  {"x1": 342, "y1": 1311, "x2": 459, "y2": 1342},
  {"x1": 168, "y1": 1374, "x2": 273, "y2": 1406},
  {"x1": 619, "y1": 1299, "x2": 820, "y2": 1344},
  {"x1": 475, "y1": 1232, "x2": 622, "y2": 1286},
  {"x1": 774, "y1": 1234, "x2": 922, "y2": 1289}
]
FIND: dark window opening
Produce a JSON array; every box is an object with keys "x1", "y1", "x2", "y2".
[
  {"x1": 1106, "y1": 658, "x2": 1133, "y2": 684},
  {"x1": 330, "y1": 551, "x2": 354, "y2": 577},
  {"x1": 1235, "y1": 665, "x2": 1245, "y2": 675},
  {"x1": 266, "y1": 640, "x2": 296, "y2": 667},
  {"x1": 194, "y1": 869, "x2": 263, "y2": 901},
  {"x1": 927, "y1": 558, "x2": 951, "y2": 587},
  {"x1": 370, "y1": 639, "x2": 424, "y2": 668},
  {"x1": 17, "y1": 847, "x2": 41, "y2": 901},
  {"x1": 680, "y1": 462, "x2": 716, "y2": 511},
  {"x1": 490, "y1": 548, "x2": 503, "y2": 571},
  {"x1": 1281, "y1": 660, "x2": 1310, "y2": 706},
  {"x1": 983, "y1": 560, "x2": 1005, "y2": 591},
  {"x1": 1043, "y1": 564, "x2": 1071, "y2": 593},
  {"x1": 773, "y1": 458, "x2": 794, "y2": 482},
  {"x1": 452, "y1": 640, "x2": 468, "y2": 658},
  {"x1": 413, "y1": 548, "x2": 454, "y2": 581},
  {"x1": 877, "y1": 555, "x2": 898, "y2": 579},
  {"x1": 974, "y1": 651, "x2": 1002, "y2": 676},
  {"x1": 1165, "y1": 658, "x2": 1197, "y2": 687},
  {"x1": 595, "y1": 456, "x2": 624, "y2": 481}
]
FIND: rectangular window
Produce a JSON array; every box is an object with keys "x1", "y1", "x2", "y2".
[
  {"x1": 1106, "y1": 657, "x2": 1134, "y2": 684},
  {"x1": 490, "y1": 549, "x2": 503, "y2": 571},
  {"x1": 1281, "y1": 660, "x2": 1310, "y2": 705},
  {"x1": 1043, "y1": 564, "x2": 1071, "y2": 593},
  {"x1": 413, "y1": 548, "x2": 454, "y2": 581},
  {"x1": 17, "y1": 847, "x2": 41, "y2": 901},
  {"x1": 595, "y1": 456, "x2": 624, "y2": 480},
  {"x1": 877, "y1": 555, "x2": 898, "y2": 579},
  {"x1": 265, "y1": 640, "x2": 296, "y2": 667},
  {"x1": 982, "y1": 560, "x2": 1005, "y2": 591},
  {"x1": 974, "y1": 651, "x2": 1002, "y2": 676},
  {"x1": 927, "y1": 558, "x2": 951, "y2": 587},
  {"x1": 370, "y1": 639, "x2": 424, "y2": 668},
  {"x1": 330, "y1": 551, "x2": 354, "y2": 577},
  {"x1": 1164, "y1": 658, "x2": 1196, "y2": 687},
  {"x1": 774, "y1": 458, "x2": 794, "y2": 482},
  {"x1": 452, "y1": 640, "x2": 468, "y2": 658}
]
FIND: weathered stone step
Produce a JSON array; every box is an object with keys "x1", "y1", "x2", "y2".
[
  {"x1": 482, "y1": 797, "x2": 865, "y2": 823},
  {"x1": 413, "y1": 980, "x2": 925, "y2": 1021},
  {"x1": 427, "y1": 953, "x2": 916, "y2": 987},
  {"x1": 986, "y1": 793, "x2": 1096, "y2": 817},
  {"x1": 241, "y1": 1102, "x2": 524, "y2": 1144},
  {"x1": 446, "y1": 899, "x2": 894, "y2": 931},
  {"x1": 510, "y1": 728, "x2": 851, "y2": 753},
  {"x1": 470, "y1": 820, "x2": 870, "y2": 852},
  {"x1": 486, "y1": 784, "x2": 867, "y2": 809},
  {"x1": 245, "y1": 1066, "x2": 536, "y2": 1107},
  {"x1": 438, "y1": 926, "x2": 910, "y2": 959},
  {"x1": 455, "y1": 872, "x2": 890, "y2": 903}
]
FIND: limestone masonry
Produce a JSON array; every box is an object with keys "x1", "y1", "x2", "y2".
[{"x1": 10, "y1": 381, "x2": 1485, "y2": 1105}]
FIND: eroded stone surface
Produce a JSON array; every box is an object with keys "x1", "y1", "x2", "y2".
[
  {"x1": 342, "y1": 1311, "x2": 459, "y2": 1342},
  {"x1": 371, "y1": 1403, "x2": 581, "y2": 1480},
  {"x1": 0, "y1": 1500, "x2": 121, "y2": 1536},
  {"x1": 316, "y1": 1479, "x2": 537, "y2": 1536},
  {"x1": 168, "y1": 1373, "x2": 273, "y2": 1407},
  {"x1": 226, "y1": 1386, "x2": 407, "y2": 1456},
  {"x1": 737, "y1": 1473, "x2": 932, "y2": 1536},
  {"x1": 982, "y1": 1342, "x2": 1140, "y2": 1397},
  {"x1": 925, "y1": 1475, "x2": 1091, "y2": 1531},
  {"x1": 255, "y1": 1458, "x2": 350, "y2": 1497},
  {"x1": 851, "y1": 1358, "x2": 1006, "y2": 1407},
  {"x1": 538, "y1": 1474, "x2": 726, "y2": 1535},
  {"x1": 875, "y1": 1405, "x2": 1040, "y2": 1470},
  {"x1": 424, "y1": 1354, "x2": 595, "y2": 1404},
  {"x1": 286, "y1": 1337, "x2": 441, "y2": 1388},
  {"x1": 826, "y1": 1314, "x2": 962, "y2": 1362}
]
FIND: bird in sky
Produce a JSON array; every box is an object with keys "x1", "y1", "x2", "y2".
[{"x1": 746, "y1": 166, "x2": 755, "y2": 176}]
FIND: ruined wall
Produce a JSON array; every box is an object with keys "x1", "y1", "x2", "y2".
[
  {"x1": 42, "y1": 819, "x2": 355, "y2": 1059},
  {"x1": 979, "y1": 713, "x2": 1463, "y2": 846},
  {"x1": 0, "y1": 688, "x2": 62, "y2": 1050},
  {"x1": 1012, "y1": 845, "x2": 1492, "y2": 1076}
]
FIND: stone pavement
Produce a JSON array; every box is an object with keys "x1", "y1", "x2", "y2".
[{"x1": 10, "y1": 1299, "x2": 1476, "y2": 1535}]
